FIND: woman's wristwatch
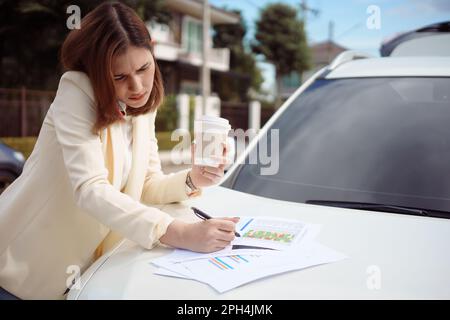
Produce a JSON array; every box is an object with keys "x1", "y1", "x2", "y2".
[{"x1": 185, "y1": 171, "x2": 200, "y2": 196}]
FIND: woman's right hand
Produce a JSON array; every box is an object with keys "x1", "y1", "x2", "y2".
[{"x1": 159, "y1": 217, "x2": 239, "y2": 253}]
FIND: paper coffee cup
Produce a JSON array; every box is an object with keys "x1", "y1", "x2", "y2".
[{"x1": 194, "y1": 115, "x2": 231, "y2": 167}]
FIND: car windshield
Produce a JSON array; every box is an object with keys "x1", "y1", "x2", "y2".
[{"x1": 223, "y1": 77, "x2": 450, "y2": 215}]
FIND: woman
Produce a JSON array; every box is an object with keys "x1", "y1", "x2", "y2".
[{"x1": 0, "y1": 2, "x2": 238, "y2": 300}]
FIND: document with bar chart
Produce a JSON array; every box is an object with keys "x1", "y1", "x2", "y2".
[
  {"x1": 207, "y1": 255, "x2": 253, "y2": 271},
  {"x1": 153, "y1": 253, "x2": 262, "y2": 284},
  {"x1": 151, "y1": 216, "x2": 347, "y2": 293},
  {"x1": 232, "y1": 217, "x2": 309, "y2": 251},
  {"x1": 178, "y1": 242, "x2": 347, "y2": 293}
]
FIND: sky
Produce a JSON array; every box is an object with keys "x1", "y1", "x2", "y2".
[{"x1": 209, "y1": 0, "x2": 450, "y2": 95}]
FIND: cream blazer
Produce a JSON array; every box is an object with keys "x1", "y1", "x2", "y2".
[{"x1": 0, "y1": 71, "x2": 198, "y2": 299}]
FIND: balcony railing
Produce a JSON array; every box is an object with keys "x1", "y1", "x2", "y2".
[
  {"x1": 177, "y1": 47, "x2": 230, "y2": 71},
  {"x1": 153, "y1": 40, "x2": 230, "y2": 72}
]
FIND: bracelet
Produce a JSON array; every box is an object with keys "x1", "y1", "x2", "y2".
[{"x1": 186, "y1": 171, "x2": 199, "y2": 191}]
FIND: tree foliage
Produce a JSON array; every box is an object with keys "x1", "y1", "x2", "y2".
[
  {"x1": 213, "y1": 10, "x2": 263, "y2": 101},
  {"x1": 252, "y1": 3, "x2": 310, "y2": 105},
  {"x1": 0, "y1": 0, "x2": 170, "y2": 89}
]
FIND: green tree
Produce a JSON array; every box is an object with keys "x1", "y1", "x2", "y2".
[
  {"x1": 0, "y1": 0, "x2": 170, "y2": 89},
  {"x1": 213, "y1": 10, "x2": 263, "y2": 97},
  {"x1": 252, "y1": 3, "x2": 310, "y2": 107}
]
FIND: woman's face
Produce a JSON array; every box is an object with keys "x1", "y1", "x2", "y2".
[{"x1": 112, "y1": 46, "x2": 155, "y2": 109}]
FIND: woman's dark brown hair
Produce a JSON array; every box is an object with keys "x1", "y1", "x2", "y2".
[{"x1": 60, "y1": 1, "x2": 164, "y2": 133}]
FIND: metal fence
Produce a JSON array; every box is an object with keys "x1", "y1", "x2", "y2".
[
  {"x1": 0, "y1": 87, "x2": 276, "y2": 137},
  {"x1": 221, "y1": 102, "x2": 276, "y2": 131},
  {"x1": 0, "y1": 87, "x2": 55, "y2": 137}
]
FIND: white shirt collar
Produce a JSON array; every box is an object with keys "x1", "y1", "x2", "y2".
[{"x1": 118, "y1": 100, "x2": 127, "y2": 116}]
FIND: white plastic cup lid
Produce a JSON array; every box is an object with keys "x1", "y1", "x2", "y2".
[{"x1": 196, "y1": 115, "x2": 230, "y2": 129}]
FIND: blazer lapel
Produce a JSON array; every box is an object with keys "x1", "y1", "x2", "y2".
[
  {"x1": 95, "y1": 114, "x2": 150, "y2": 258},
  {"x1": 94, "y1": 121, "x2": 125, "y2": 258},
  {"x1": 123, "y1": 113, "x2": 150, "y2": 200},
  {"x1": 99, "y1": 128, "x2": 113, "y2": 186},
  {"x1": 108, "y1": 121, "x2": 125, "y2": 190}
]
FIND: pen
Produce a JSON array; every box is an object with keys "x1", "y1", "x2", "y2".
[{"x1": 191, "y1": 207, "x2": 241, "y2": 237}]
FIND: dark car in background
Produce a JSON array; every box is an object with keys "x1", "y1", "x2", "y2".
[{"x1": 0, "y1": 142, "x2": 25, "y2": 194}]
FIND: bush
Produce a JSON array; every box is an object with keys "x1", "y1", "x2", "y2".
[
  {"x1": 0, "y1": 137, "x2": 37, "y2": 159},
  {"x1": 1, "y1": 131, "x2": 181, "y2": 160},
  {"x1": 155, "y1": 94, "x2": 178, "y2": 132}
]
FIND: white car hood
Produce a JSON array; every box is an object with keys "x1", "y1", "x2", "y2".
[{"x1": 69, "y1": 186, "x2": 450, "y2": 300}]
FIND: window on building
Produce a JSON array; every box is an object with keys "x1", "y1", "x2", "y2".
[{"x1": 183, "y1": 17, "x2": 203, "y2": 53}]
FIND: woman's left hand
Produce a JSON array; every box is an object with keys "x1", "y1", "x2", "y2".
[{"x1": 189, "y1": 142, "x2": 229, "y2": 188}]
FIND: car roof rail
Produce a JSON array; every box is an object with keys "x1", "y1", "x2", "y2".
[
  {"x1": 317, "y1": 51, "x2": 373, "y2": 79},
  {"x1": 327, "y1": 50, "x2": 373, "y2": 71}
]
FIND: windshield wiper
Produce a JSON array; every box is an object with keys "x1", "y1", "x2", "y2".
[{"x1": 305, "y1": 200, "x2": 450, "y2": 218}]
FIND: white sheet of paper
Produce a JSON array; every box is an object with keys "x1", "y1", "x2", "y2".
[
  {"x1": 182, "y1": 241, "x2": 347, "y2": 293},
  {"x1": 153, "y1": 267, "x2": 192, "y2": 279},
  {"x1": 152, "y1": 258, "x2": 194, "y2": 279},
  {"x1": 157, "y1": 222, "x2": 321, "y2": 265},
  {"x1": 160, "y1": 247, "x2": 276, "y2": 264},
  {"x1": 151, "y1": 217, "x2": 345, "y2": 294}
]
